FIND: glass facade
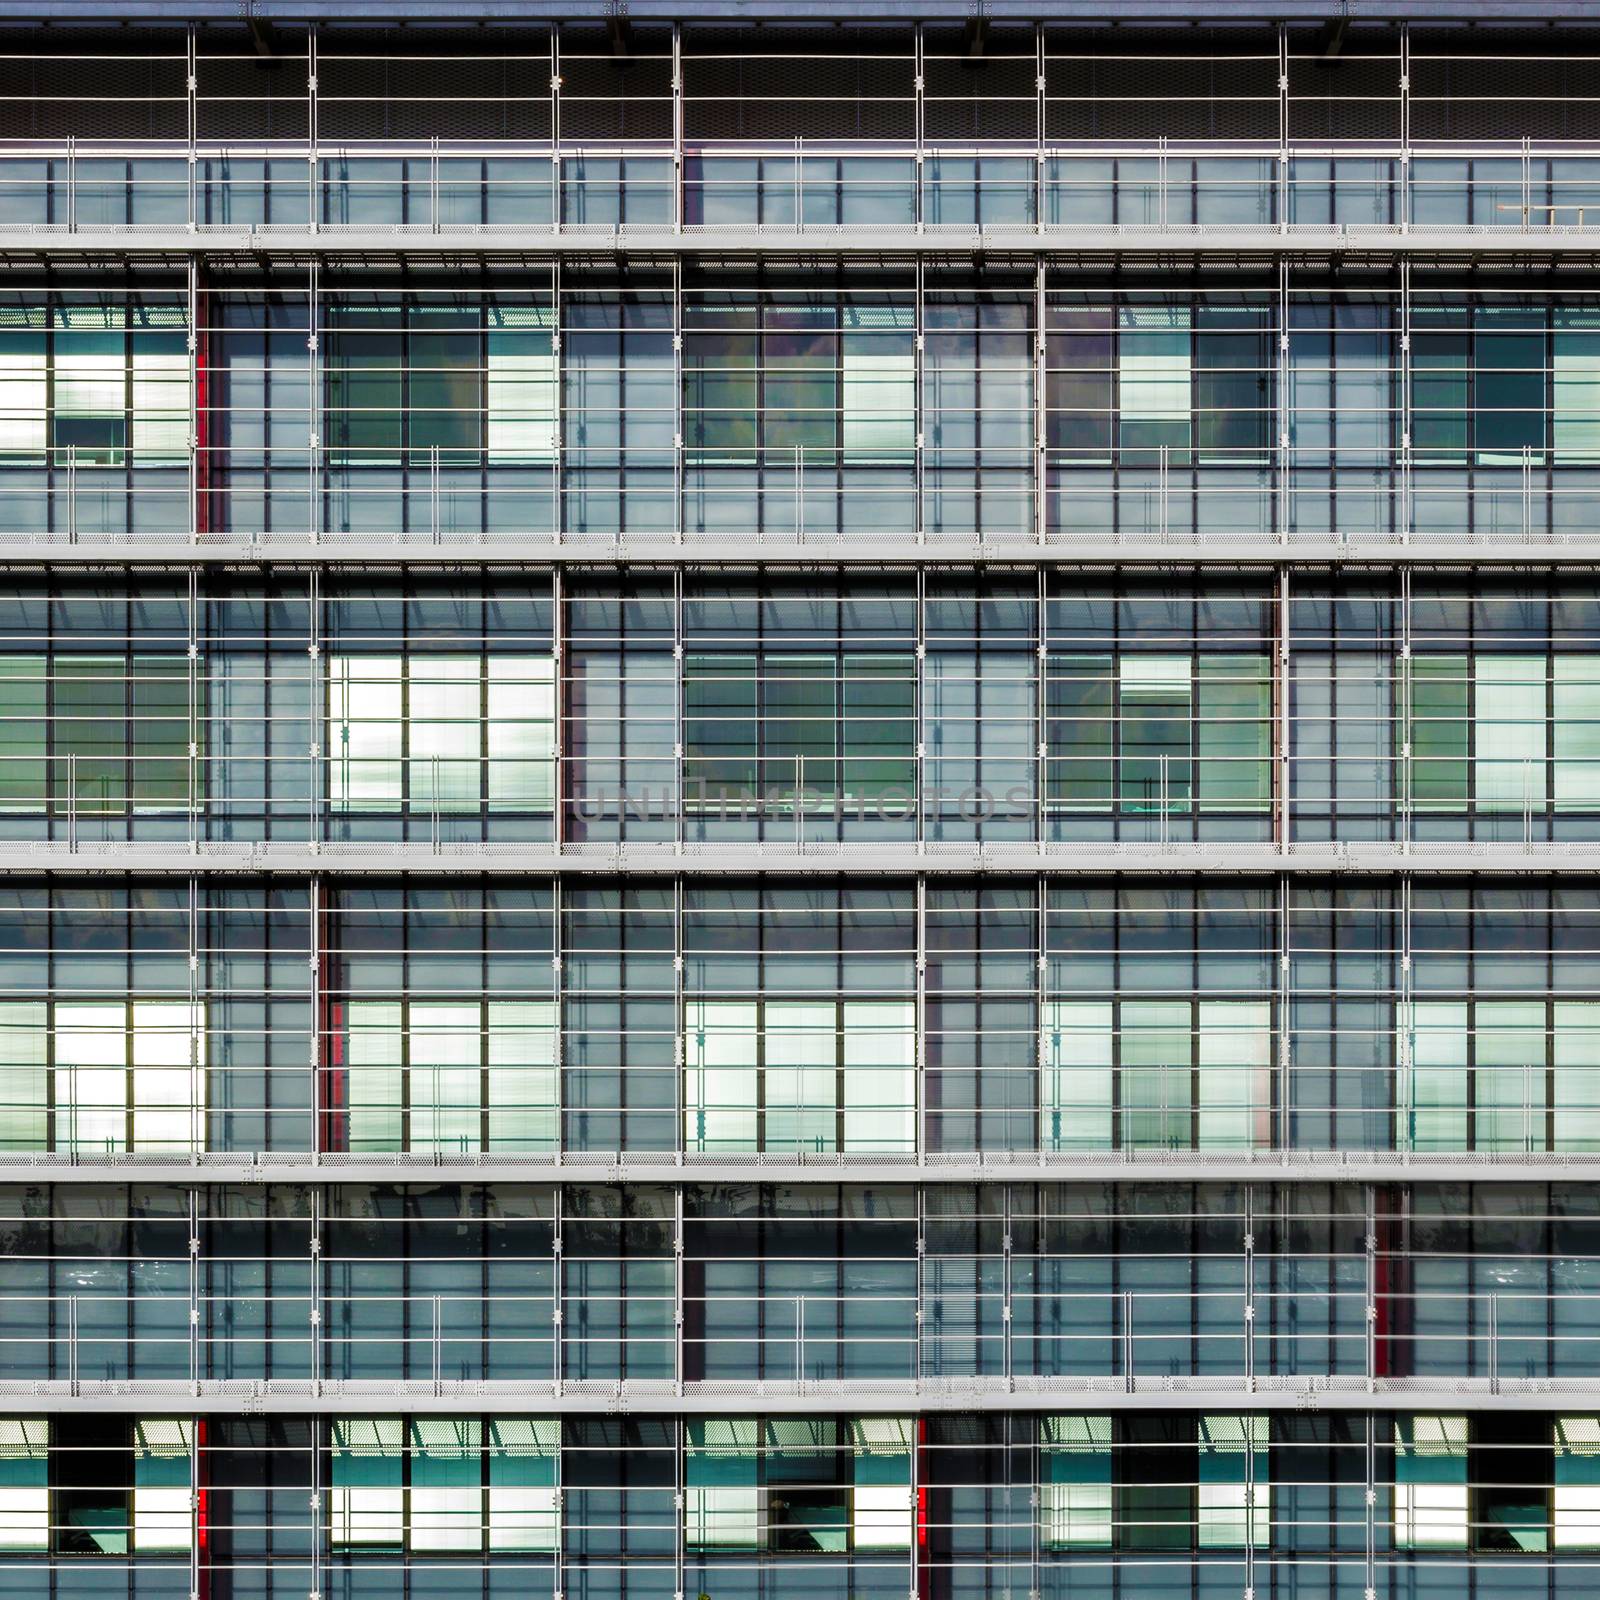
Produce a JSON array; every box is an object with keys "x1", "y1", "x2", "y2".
[{"x1": 4, "y1": 6, "x2": 1600, "y2": 1597}]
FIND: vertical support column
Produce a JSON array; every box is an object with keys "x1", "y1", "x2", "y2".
[
  {"x1": 306, "y1": 27, "x2": 318, "y2": 231},
  {"x1": 1277, "y1": 23, "x2": 1290, "y2": 236},
  {"x1": 1277, "y1": 23, "x2": 1289, "y2": 183},
  {"x1": 308, "y1": 566, "x2": 322, "y2": 851},
  {"x1": 673, "y1": 876, "x2": 685, "y2": 1158},
  {"x1": 188, "y1": 566, "x2": 201, "y2": 855},
  {"x1": 1243, "y1": 1185, "x2": 1256, "y2": 1392},
  {"x1": 914, "y1": 874, "x2": 927, "y2": 1160},
  {"x1": 1399, "y1": 563, "x2": 1413, "y2": 849},
  {"x1": 549, "y1": 24, "x2": 561, "y2": 236},
  {"x1": 673, "y1": 1416, "x2": 685, "y2": 1600},
  {"x1": 1035, "y1": 564, "x2": 1047, "y2": 851},
  {"x1": 672, "y1": 1187, "x2": 685, "y2": 1397},
  {"x1": 672, "y1": 254, "x2": 684, "y2": 544},
  {"x1": 309, "y1": 875, "x2": 324, "y2": 1155},
  {"x1": 672, "y1": 23, "x2": 684, "y2": 234},
  {"x1": 1365, "y1": 1181, "x2": 1378, "y2": 1391},
  {"x1": 1278, "y1": 873, "x2": 1291, "y2": 1152},
  {"x1": 1036, "y1": 875, "x2": 1048, "y2": 1154},
  {"x1": 914, "y1": 23, "x2": 925, "y2": 198},
  {"x1": 307, "y1": 260, "x2": 321, "y2": 543},
  {"x1": 914, "y1": 1183, "x2": 926, "y2": 1383},
  {"x1": 551, "y1": 22, "x2": 562, "y2": 173},
  {"x1": 552, "y1": 873, "x2": 564, "y2": 1161},
  {"x1": 188, "y1": 1184, "x2": 201, "y2": 1394},
  {"x1": 673, "y1": 563, "x2": 685, "y2": 848},
  {"x1": 1002, "y1": 1185, "x2": 1014, "y2": 1386},
  {"x1": 1028, "y1": 1410, "x2": 1041, "y2": 1600},
  {"x1": 1276, "y1": 565, "x2": 1291, "y2": 853},
  {"x1": 309, "y1": 1414, "x2": 324, "y2": 1600},
  {"x1": 1035, "y1": 22, "x2": 1047, "y2": 231},
  {"x1": 1364, "y1": 1410, "x2": 1377, "y2": 1600},
  {"x1": 552, "y1": 258, "x2": 563, "y2": 544},
  {"x1": 552, "y1": 1183, "x2": 565, "y2": 1395},
  {"x1": 1276, "y1": 254, "x2": 1290, "y2": 543},
  {"x1": 1399, "y1": 23, "x2": 1410, "y2": 157},
  {"x1": 187, "y1": 256, "x2": 201, "y2": 543},
  {"x1": 1399, "y1": 256, "x2": 1412, "y2": 544},
  {"x1": 1399, "y1": 872, "x2": 1413, "y2": 1157},
  {"x1": 189, "y1": 872, "x2": 203, "y2": 1155},
  {"x1": 552, "y1": 564, "x2": 565, "y2": 846},
  {"x1": 1398, "y1": 29, "x2": 1412, "y2": 232},
  {"x1": 915, "y1": 565, "x2": 926, "y2": 847},
  {"x1": 310, "y1": 1185, "x2": 324, "y2": 1397},
  {"x1": 186, "y1": 25, "x2": 198, "y2": 230},
  {"x1": 914, "y1": 256, "x2": 925, "y2": 543},
  {"x1": 1034, "y1": 256, "x2": 1047, "y2": 546}
]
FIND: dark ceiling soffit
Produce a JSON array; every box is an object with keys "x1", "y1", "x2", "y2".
[{"x1": 0, "y1": 0, "x2": 1595, "y2": 19}]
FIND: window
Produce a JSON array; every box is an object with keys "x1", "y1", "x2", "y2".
[
  {"x1": 49, "y1": 303, "x2": 189, "y2": 468},
  {"x1": 0, "y1": 1421, "x2": 48, "y2": 1553},
  {"x1": 0, "y1": 653, "x2": 192, "y2": 818},
  {"x1": 0, "y1": 311, "x2": 45, "y2": 463},
  {"x1": 328, "y1": 654, "x2": 556, "y2": 815},
  {"x1": 683, "y1": 652, "x2": 916, "y2": 810},
  {"x1": 0, "y1": 999, "x2": 206, "y2": 1154},
  {"x1": 330, "y1": 1419, "x2": 405, "y2": 1547},
  {"x1": 488, "y1": 1421, "x2": 559, "y2": 1553},
  {"x1": 132, "y1": 1421, "x2": 193, "y2": 1554},
  {"x1": 1470, "y1": 1415, "x2": 1550, "y2": 1552},
  {"x1": 1047, "y1": 652, "x2": 1272, "y2": 818},
  {"x1": 1401, "y1": 999, "x2": 1600, "y2": 1152},
  {"x1": 1554, "y1": 309, "x2": 1600, "y2": 462},
  {"x1": 1118, "y1": 1416, "x2": 1193, "y2": 1551},
  {"x1": 686, "y1": 1419, "x2": 760, "y2": 1550},
  {"x1": 324, "y1": 301, "x2": 555, "y2": 468},
  {"x1": 344, "y1": 999, "x2": 558, "y2": 1153},
  {"x1": 0, "y1": 1002, "x2": 46, "y2": 1150},
  {"x1": 1408, "y1": 653, "x2": 1600, "y2": 816},
  {"x1": 487, "y1": 306, "x2": 557, "y2": 464},
  {"x1": 681, "y1": 294, "x2": 915, "y2": 473},
  {"x1": 1393, "y1": 1415, "x2": 1468, "y2": 1549},
  {"x1": 1556, "y1": 1417, "x2": 1600, "y2": 1550},
  {"x1": 1042, "y1": 999, "x2": 1272, "y2": 1150},
  {"x1": 1198, "y1": 1415, "x2": 1269, "y2": 1548},
  {"x1": 55, "y1": 1000, "x2": 205, "y2": 1153},
  {"x1": 841, "y1": 306, "x2": 914, "y2": 461},
  {"x1": 1119, "y1": 306, "x2": 1191, "y2": 458},
  {"x1": 331, "y1": 1418, "x2": 558, "y2": 1555},
  {"x1": 684, "y1": 999, "x2": 915, "y2": 1153},
  {"x1": 1040, "y1": 1416, "x2": 1112, "y2": 1548},
  {"x1": 1411, "y1": 305, "x2": 1546, "y2": 467},
  {"x1": 685, "y1": 1418, "x2": 911, "y2": 1557},
  {"x1": 50, "y1": 1417, "x2": 190, "y2": 1557}
]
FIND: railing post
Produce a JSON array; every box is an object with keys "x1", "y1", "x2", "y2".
[
  {"x1": 1122, "y1": 1289, "x2": 1135, "y2": 1391},
  {"x1": 1488, "y1": 1291, "x2": 1500, "y2": 1394}
]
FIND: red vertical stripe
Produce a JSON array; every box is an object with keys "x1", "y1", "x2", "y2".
[
  {"x1": 916, "y1": 1415, "x2": 930, "y2": 1600},
  {"x1": 194, "y1": 1417, "x2": 210, "y2": 1600}
]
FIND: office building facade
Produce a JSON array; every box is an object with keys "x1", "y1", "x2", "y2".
[{"x1": 0, "y1": 1, "x2": 1598, "y2": 1594}]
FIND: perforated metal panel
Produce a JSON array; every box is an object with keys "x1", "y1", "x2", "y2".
[
  {"x1": 1044, "y1": 28, "x2": 1280, "y2": 143},
  {"x1": 923, "y1": 25, "x2": 1038, "y2": 144},
  {"x1": 1286, "y1": 28, "x2": 1403, "y2": 143},
  {"x1": 316, "y1": 27, "x2": 555, "y2": 143},
  {"x1": 0, "y1": 27, "x2": 188, "y2": 140},
  {"x1": 195, "y1": 41, "x2": 313, "y2": 143},
  {"x1": 682, "y1": 25, "x2": 915, "y2": 143},
  {"x1": 560, "y1": 25, "x2": 674, "y2": 144}
]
